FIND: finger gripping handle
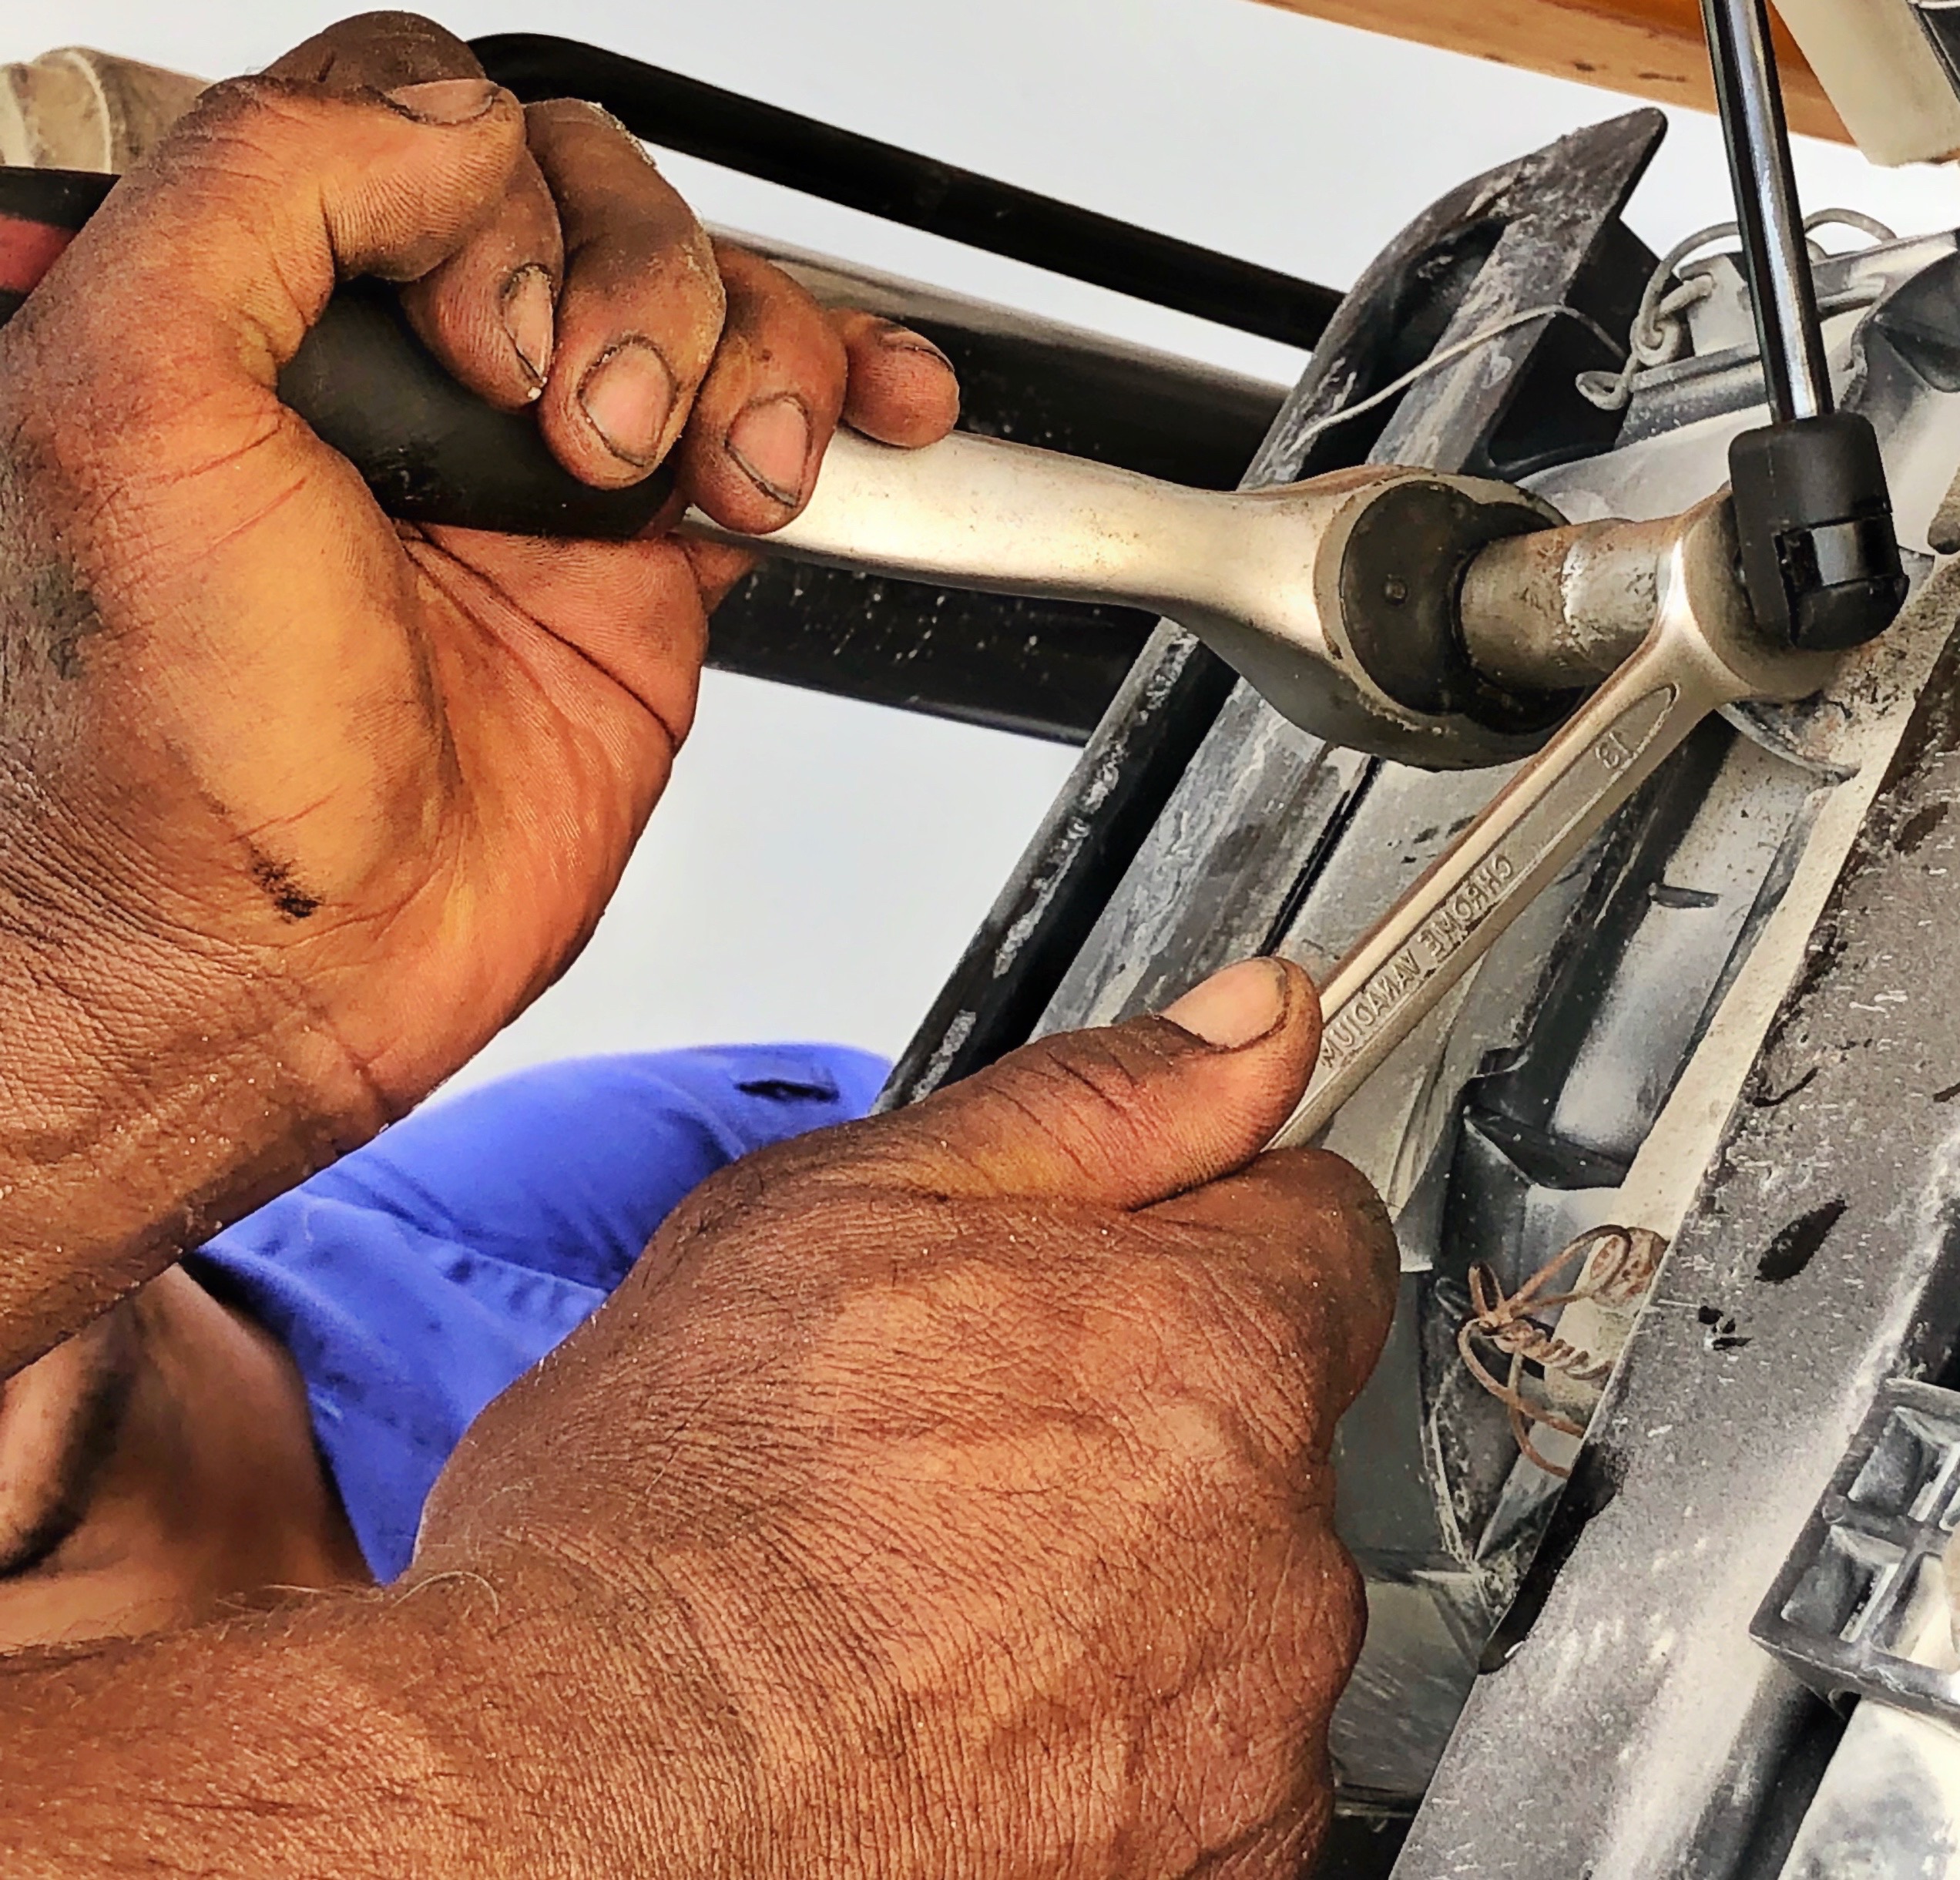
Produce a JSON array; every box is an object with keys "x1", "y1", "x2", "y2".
[
  {"x1": 0, "y1": 165, "x2": 676, "y2": 539},
  {"x1": 280, "y1": 281, "x2": 675, "y2": 538}
]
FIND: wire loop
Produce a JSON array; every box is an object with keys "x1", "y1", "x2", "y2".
[
  {"x1": 1576, "y1": 209, "x2": 1897, "y2": 413},
  {"x1": 1457, "y1": 1224, "x2": 1667, "y2": 1477}
]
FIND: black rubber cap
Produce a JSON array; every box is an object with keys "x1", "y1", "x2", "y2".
[{"x1": 1728, "y1": 411, "x2": 1908, "y2": 652}]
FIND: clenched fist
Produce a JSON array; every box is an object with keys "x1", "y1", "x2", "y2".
[
  {"x1": 0, "y1": 14, "x2": 958, "y2": 1365},
  {"x1": 2, "y1": 958, "x2": 1398, "y2": 1877},
  {"x1": 410, "y1": 957, "x2": 1398, "y2": 1875}
]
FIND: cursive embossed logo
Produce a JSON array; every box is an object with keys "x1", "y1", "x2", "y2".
[{"x1": 1287, "y1": 681, "x2": 1686, "y2": 1140}]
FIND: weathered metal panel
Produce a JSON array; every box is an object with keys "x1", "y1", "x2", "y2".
[
  {"x1": 883, "y1": 111, "x2": 1664, "y2": 1106},
  {"x1": 1392, "y1": 566, "x2": 1960, "y2": 1878}
]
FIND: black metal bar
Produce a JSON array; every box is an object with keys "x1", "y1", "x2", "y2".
[
  {"x1": 707, "y1": 576, "x2": 1156, "y2": 745},
  {"x1": 472, "y1": 32, "x2": 1343, "y2": 352},
  {"x1": 1699, "y1": 0, "x2": 1831, "y2": 424}
]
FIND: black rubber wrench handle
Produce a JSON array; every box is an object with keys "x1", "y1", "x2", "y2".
[{"x1": 0, "y1": 165, "x2": 677, "y2": 539}]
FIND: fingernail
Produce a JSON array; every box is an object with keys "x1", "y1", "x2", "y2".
[
  {"x1": 726, "y1": 394, "x2": 811, "y2": 507},
  {"x1": 878, "y1": 323, "x2": 953, "y2": 369},
  {"x1": 502, "y1": 265, "x2": 555, "y2": 391},
  {"x1": 384, "y1": 79, "x2": 502, "y2": 124},
  {"x1": 579, "y1": 341, "x2": 676, "y2": 467},
  {"x1": 1160, "y1": 958, "x2": 1290, "y2": 1050}
]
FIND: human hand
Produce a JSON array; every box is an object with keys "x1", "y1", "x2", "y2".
[
  {"x1": 416, "y1": 958, "x2": 1398, "y2": 1876},
  {"x1": 0, "y1": 13, "x2": 957, "y2": 1357}
]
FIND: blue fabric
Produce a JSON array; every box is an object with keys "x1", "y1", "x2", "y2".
[{"x1": 188, "y1": 1046, "x2": 888, "y2": 1583}]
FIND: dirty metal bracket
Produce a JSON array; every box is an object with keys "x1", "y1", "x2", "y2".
[{"x1": 1390, "y1": 599, "x2": 1960, "y2": 1878}]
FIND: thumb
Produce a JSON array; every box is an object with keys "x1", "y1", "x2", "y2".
[
  {"x1": 898, "y1": 957, "x2": 1322, "y2": 1212},
  {"x1": 26, "y1": 75, "x2": 526, "y2": 401}
]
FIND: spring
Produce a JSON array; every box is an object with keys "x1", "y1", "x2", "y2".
[{"x1": 1456, "y1": 1224, "x2": 1667, "y2": 1478}]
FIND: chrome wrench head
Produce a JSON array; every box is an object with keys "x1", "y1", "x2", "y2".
[
  {"x1": 687, "y1": 429, "x2": 1579, "y2": 768},
  {"x1": 1271, "y1": 491, "x2": 1841, "y2": 1148},
  {"x1": 1177, "y1": 465, "x2": 1568, "y2": 768}
]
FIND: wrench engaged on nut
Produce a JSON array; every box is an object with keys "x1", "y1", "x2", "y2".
[
  {"x1": 1264, "y1": 492, "x2": 1835, "y2": 1145},
  {"x1": 686, "y1": 429, "x2": 1848, "y2": 1144}
]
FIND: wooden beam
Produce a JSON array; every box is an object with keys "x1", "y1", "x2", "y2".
[{"x1": 1250, "y1": 0, "x2": 1849, "y2": 143}]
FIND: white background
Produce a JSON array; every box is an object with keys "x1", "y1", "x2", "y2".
[{"x1": 11, "y1": 0, "x2": 1960, "y2": 1087}]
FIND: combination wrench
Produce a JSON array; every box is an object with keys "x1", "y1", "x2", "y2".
[
  {"x1": 0, "y1": 166, "x2": 1878, "y2": 1148},
  {"x1": 690, "y1": 0, "x2": 1907, "y2": 1146},
  {"x1": 1264, "y1": 492, "x2": 1836, "y2": 1145},
  {"x1": 689, "y1": 428, "x2": 1845, "y2": 1145}
]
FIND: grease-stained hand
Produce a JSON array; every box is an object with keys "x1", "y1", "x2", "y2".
[
  {"x1": 416, "y1": 958, "x2": 1400, "y2": 1878},
  {"x1": 0, "y1": 13, "x2": 958, "y2": 1353}
]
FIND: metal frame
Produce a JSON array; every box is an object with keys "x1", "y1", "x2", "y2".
[
  {"x1": 473, "y1": 33, "x2": 1341, "y2": 351},
  {"x1": 1394, "y1": 590, "x2": 1960, "y2": 1875}
]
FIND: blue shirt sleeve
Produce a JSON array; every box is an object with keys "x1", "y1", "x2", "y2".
[{"x1": 189, "y1": 1044, "x2": 888, "y2": 1583}]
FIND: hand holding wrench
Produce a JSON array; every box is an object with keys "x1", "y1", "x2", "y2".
[
  {"x1": 690, "y1": 437, "x2": 1843, "y2": 1143},
  {"x1": 0, "y1": 164, "x2": 1864, "y2": 1143}
]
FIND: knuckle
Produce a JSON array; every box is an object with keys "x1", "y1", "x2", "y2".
[
  {"x1": 532, "y1": 95, "x2": 628, "y2": 136},
  {"x1": 282, "y1": 11, "x2": 473, "y2": 72},
  {"x1": 732, "y1": 271, "x2": 843, "y2": 368},
  {"x1": 162, "y1": 76, "x2": 304, "y2": 158},
  {"x1": 1095, "y1": 1229, "x2": 1344, "y2": 1465},
  {"x1": 340, "y1": 9, "x2": 465, "y2": 48},
  {"x1": 655, "y1": 1145, "x2": 781, "y2": 1250},
  {"x1": 180, "y1": 72, "x2": 282, "y2": 120},
  {"x1": 655, "y1": 1113, "x2": 898, "y2": 1255},
  {"x1": 153, "y1": 77, "x2": 371, "y2": 189},
  {"x1": 1148, "y1": 1262, "x2": 1317, "y2": 1435},
  {"x1": 1297, "y1": 1144, "x2": 1387, "y2": 1220},
  {"x1": 1274, "y1": 1146, "x2": 1398, "y2": 1284},
  {"x1": 529, "y1": 98, "x2": 666, "y2": 179},
  {"x1": 1281, "y1": 1529, "x2": 1368, "y2": 1710},
  {"x1": 985, "y1": 1024, "x2": 1176, "y2": 1135}
]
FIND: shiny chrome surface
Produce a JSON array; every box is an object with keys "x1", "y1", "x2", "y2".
[
  {"x1": 686, "y1": 428, "x2": 1562, "y2": 769},
  {"x1": 1269, "y1": 493, "x2": 1838, "y2": 1147},
  {"x1": 1456, "y1": 514, "x2": 1677, "y2": 690},
  {"x1": 1699, "y1": 0, "x2": 1831, "y2": 421}
]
